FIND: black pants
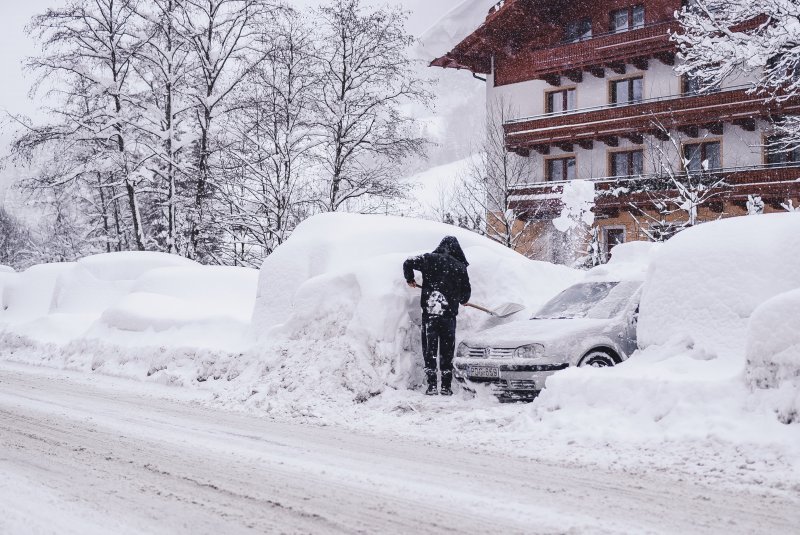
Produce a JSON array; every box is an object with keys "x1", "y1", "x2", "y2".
[{"x1": 421, "y1": 315, "x2": 457, "y2": 388}]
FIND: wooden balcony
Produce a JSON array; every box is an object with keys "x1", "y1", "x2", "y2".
[
  {"x1": 495, "y1": 21, "x2": 678, "y2": 87},
  {"x1": 508, "y1": 164, "x2": 800, "y2": 218},
  {"x1": 504, "y1": 87, "x2": 800, "y2": 151}
]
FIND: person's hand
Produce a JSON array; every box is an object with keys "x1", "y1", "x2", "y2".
[{"x1": 406, "y1": 280, "x2": 418, "y2": 288}]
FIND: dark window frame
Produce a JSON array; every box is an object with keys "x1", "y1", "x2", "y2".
[
  {"x1": 546, "y1": 156, "x2": 577, "y2": 182},
  {"x1": 546, "y1": 87, "x2": 577, "y2": 113},
  {"x1": 609, "y1": 149, "x2": 644, "y2": 177},
  {"x1": 564, "y1": 17, "x2": 592, "y2": 43},
  {"x1": 610, "y1": 5, "x2": 645, "y2": 33},
  {"x1": 610, "y1": 76, "x2": 644, "y2": 105},
  {"x1": 765, "y1": 134, "x2": 800, "y2": 165},
  {"x1": 683, "y1": 141, "x2": 722, "y2": 172}
]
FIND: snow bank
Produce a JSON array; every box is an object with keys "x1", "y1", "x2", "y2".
[
  {"x1": 52, "y1": 252, "x2": 199, "y2": 316},
  {"x1": 639, "y1": 213, "x2": 800, "y2": 357},
  {"x1": 0, "y1": 252, "x2": 256, "y2": 349},
  {"x1": 1, "y1": 263, "x2": 77, "y2": 323},
  {"x1": 746, "y1": 289, "x2": 800, "y2": 423},
  {"x1": 99, "y1": 266, "x2": 258, "y2": 339},
  {"x1": 251, "y1": 213, "x2": 581, "y2": 403},
  {"x1": 0, "y1": 265, "x2": 14, "y2": 273}
]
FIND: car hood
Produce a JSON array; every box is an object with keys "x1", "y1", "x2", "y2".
[{"x1": 461, "y1": 318, "x2": 615, "y2": 348}]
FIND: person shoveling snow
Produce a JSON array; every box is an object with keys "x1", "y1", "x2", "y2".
[{"x1": 403, "y1": 236, "x2": 472, "y2": 396}]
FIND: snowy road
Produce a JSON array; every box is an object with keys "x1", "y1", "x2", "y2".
[{"x1": 0, "y1": 363, "x2": 797, "y2": 535}]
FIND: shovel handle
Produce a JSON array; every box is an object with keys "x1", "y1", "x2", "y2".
[{"x1": 463, "y1": 302, "x2": 495, "y2": 316}]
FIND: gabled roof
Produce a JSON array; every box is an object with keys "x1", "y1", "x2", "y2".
[{"x1": 430, "y1": 0, "x2": 559, "y2": 74}]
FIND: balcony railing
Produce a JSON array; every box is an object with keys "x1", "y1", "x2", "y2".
[
  {"x1": 508, "y1": 163, "x2": 800, "y2": 212},
  {"x1": 504, "y1": 87, "x2": 800, "y2": 148},
  {"x1": 505, "y1": 84, "x2": 750, "y2": 126}
]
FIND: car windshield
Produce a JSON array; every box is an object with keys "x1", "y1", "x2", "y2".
[{"x1": 533, "y1": 281, "x2": 641, "y2": 320}]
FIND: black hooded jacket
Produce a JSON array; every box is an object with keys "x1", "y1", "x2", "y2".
[{"x1": 403, "y1": 236, "x2": 472, "y2": 318}]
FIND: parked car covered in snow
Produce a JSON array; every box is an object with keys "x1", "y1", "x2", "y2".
[{"x1": 454, "y1": 280, "x2": 642, "y2": 400}]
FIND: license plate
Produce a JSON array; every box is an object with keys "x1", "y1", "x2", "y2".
[{"x1": 468, "y1": 366, "x2": 499, "y2": 378}]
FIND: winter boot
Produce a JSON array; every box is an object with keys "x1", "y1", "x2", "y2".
[
  {"x1": 425, "y1": 369, "x2": 438, "y2": 395},
  {"x1": 440, "y1": 371, "x2": 454, "y2": 396}
]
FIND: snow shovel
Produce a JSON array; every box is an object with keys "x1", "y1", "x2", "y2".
[
  {"x1": 410, "y1": 281, "x2": 524, "y2": 319},
  {"x1": 463, "y1": 302, "x2": 525, "y2": 318}
]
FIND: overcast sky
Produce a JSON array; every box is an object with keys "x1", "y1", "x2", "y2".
[{"x1": 0, "y1": 0, "x2": 467, "y2": 120}]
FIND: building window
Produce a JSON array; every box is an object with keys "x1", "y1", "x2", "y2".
[
  {"x1": 546, "y1": 88, "x2": 577, "y2": 113},
  {"x1": 603, "y1": 227, "x2": 626, "y2": 260},
  {"x1": 765, "y1": 135, "x2": 800, "y2": 164},
  {"x1": 610, "y1": 77, "x2": 643, "y2": 105},
  {"x1": 610, "y1": 150, "x2": 644, "y2": 177},
  {"x1": 684, "y1": 141, "x2": 721, "y2": 172},
  {"x1": 564, "y1": 18, "x2": 592, "y2": 43},
  {"x1": 610, "y1": 5, "x2": 645, "y2": 33},
  {"x1": 546, "y1": 157, "x2": 576, "y2": 181}
]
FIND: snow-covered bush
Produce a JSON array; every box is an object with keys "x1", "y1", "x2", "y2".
[{"x1": 746, "y1": 290, "x2": 800, "y2": 424}]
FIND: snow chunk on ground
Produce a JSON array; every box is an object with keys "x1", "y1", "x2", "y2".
[
  {"x1": 639, "y1": 213, "x2": 800, "y2": 357},
  {"x1": 746, "y1": 289, "x2": 800, "y2": 423},
  {"x1": 0, "y1": 265, "x2": 14, "y2": 273}
]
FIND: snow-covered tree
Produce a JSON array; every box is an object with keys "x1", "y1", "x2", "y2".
[
  {"x1": 23, "y1": 0, "x2": 151, "y2": 251},
  {"x1": 747, "y1": 194, "x2": 765, "y2": 215},
  {"x1": 314, "y1": 0, "x2": 430, "y2": 212},
  {"x1": 553, "y1": 179, "x2": 596, "y2": 266},
  {"x1": 218, "y1": 8, "x2": 319, "y2": 265},
  {"x1": 178, "y1": 0, "x2": 277, "y2": 262},
  {"x1": 674, "y1": 0, "x2": 800, "y2": 150},
  {"x1": 133, "y1": 0, "x2": 195, "y2": 254}
]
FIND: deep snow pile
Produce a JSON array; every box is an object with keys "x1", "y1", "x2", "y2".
[
  {"x1": 747, "y1": 289, "x2": 800, "y2": 423},
  {"x1": 0, "y1": 252, "x2": 258, "y2": 349},
  {"x1": 533, "y1": 214, "x2": 800, "y2": 439},
  {"x1": 248, "y1": 213, "x2": 581, "y2": 408}
]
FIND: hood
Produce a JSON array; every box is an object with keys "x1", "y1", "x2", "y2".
[
  {"x1": 461, "y1": 317, "x2": 614, "y2": 348},
  {"x1": 433, "y1": 236, "x2": 469, "y2": 266}
]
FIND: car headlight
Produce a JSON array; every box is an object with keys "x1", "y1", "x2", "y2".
[
  {"x1": 456, "y1": 342, "x2": 468, "y2": 358},
  {"x1": 514, "y1": 343, "x2": 545, "y2": 359}
]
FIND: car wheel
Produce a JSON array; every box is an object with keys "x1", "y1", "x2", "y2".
[{"x1": 579, "y1": 349, "x2": 618, "y2": 368}]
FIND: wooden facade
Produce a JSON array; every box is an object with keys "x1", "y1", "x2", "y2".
[{"x1": 432, "y1": 0, "x2": 800, "y2": 262}]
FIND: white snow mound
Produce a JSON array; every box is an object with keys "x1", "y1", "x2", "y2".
[
  {"x1": 639, "y1": 213, "x2": 800, "y2": 357},
  {"x1": 746, "y1": 289, "x2": 800, "y2": 423}
]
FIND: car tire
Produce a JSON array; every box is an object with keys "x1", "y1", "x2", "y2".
[{"x1": 579, "y1": 349, "x2": 618, "y2": 368}]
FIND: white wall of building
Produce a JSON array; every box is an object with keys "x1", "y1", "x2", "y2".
[{"x1": 488, "y1": 57, "x2": 769, "y2": 184}]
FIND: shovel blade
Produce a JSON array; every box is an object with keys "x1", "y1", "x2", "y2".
[{"x1": 491, "y1": 302, "x2": 525, "y2": 318}]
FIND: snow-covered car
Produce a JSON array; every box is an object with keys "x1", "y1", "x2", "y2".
[{"x1": 454, "y1": 280, "x2": 642, "y2": 400}]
